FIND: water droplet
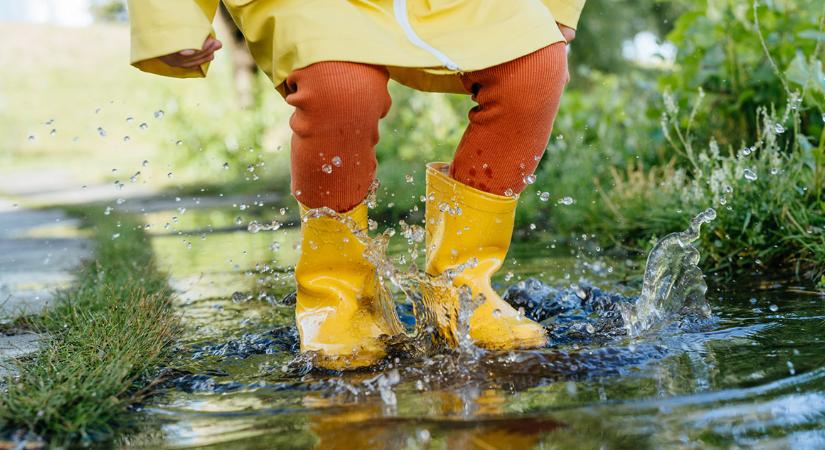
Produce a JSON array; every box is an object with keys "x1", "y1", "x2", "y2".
[
  {"x1": 139, "y1": 122, "x2": 148, "y2": 130},
  {"x1": 130, "y1": 171, "x2": 140, "y2": 183},
  {"x1": 116, "y1": 198, "x2": 126, "y2": 205},
  {"x1": 247, "y1": 221, "x2": 262, "y2": 233},
  {"x1": 368, "y1": 219, "x2": 378, "y2": 231},
  {"x1": 503, "y1": 188, "x2": 515, "y2": 197},
  {"x1": 176, "y1": 140, "x2": 183, "y2": 146},
  {"x1": 97, "y1": 127, "x2": 107, "y2": 137},
  {"x1": 585, "y1": 323, "x2": 596, "y2": 334},
  {"x1": 123, "y1": 136, "x2": 130, "y2": 142},
  {"x1": 111, "y1": 233, "x2": 121, "y2": 240},
  {"x1": 770, "y1": 167, "x2": 779, "y2": 175},
  {"x1": 724, "y1": 184, "x2": 733, "y2": 194},
  {"x1": 27, "y1": 134, "x2": 35, "y2": 141},
  {"x1": 167, "y1": 172, "x2": 173, "y2": 178},
  {"x1": 104, "y1": 206, "x2": 113, "y2": 215},
  {"x1": 331, "y1": 156, "x2": 342, "y2": 167},
  {"x1": 774, "y1": 123, "x2": 785, "y2": 134},
  {"x1": 558, "y1": 196, "x2": 574, "y2": 205},
  {"x1": 769, "y1": 304, "x2": 778, "y2": 312},
  {"x1": 529, "y1": 223, "x2": 536, "y2": 230},
  {"x1": 492, "y1": 308, "x2": 502, "y2": 318},
  {"x1": 523, "y1": 174, "x2": 536, "y2": 185},
  {"x1": 719, "y1": 196, "x2": 727, "y2": 205},
  {"x1": 405, "y1": 174, "x2": 414, "y2": 183},
  {"x1": 321, "y1": 164, "x2": 333, "y2": 174},
  {"x1": 743, "y1": 168, "x2": 758, "y2": 181},
  {"x1": 126, "y1": 116, "x2": 134, "y2": 123},
  {"x1": 539, "y1": 191, "x2": 551, "y2": 202},
  {"x1": 154, "y1": 110, "x2": 165, "y2": 119},
  {"x1": 222, "y1": 162, "x2": 230, "y2": 170},
  {"x1": 50, "y1": 129, "x2": 56, "y2": 136}
]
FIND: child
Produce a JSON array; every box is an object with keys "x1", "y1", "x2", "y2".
[{"x1": 129, "y1": 0, "x2": 584, "y2": 370}]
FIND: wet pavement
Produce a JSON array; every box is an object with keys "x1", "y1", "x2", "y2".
[
  {"x1": 0, "y1": 202, "x2": 90, "y2": 318},
  {"x1": 0, "y1": 198, "x2": 91, "y2": 376}
]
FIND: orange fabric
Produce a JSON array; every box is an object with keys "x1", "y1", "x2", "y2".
[
  {"x1": 450, "y1": 42, "x2": 568, "y2": 195},
  {"x1": 287, "y1": 43, "x2": 567, "y2": 212},
  {"x1": 286, "y1": 62, "x2": 391, "y2": 212}
]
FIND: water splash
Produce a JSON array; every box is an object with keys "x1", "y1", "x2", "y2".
[
  {"x1": 291, "y1": 203, "x2": 716, "y2": 369},
  {"x1": 620, "y1": 208, "x2": 716, "y2": 336},
  {"x1": 299, "y1": 206, "x2": 483, "y2": 364}
]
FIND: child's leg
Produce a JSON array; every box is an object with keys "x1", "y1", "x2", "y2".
[
  {"x1": 450, "y1": 42, "x2": 568, "y2": 195},
  {"x1": 286, "y1": 62, "x2": 391, "y2": 212}
]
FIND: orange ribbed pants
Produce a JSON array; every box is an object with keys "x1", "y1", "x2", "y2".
[{"x1": 286, "y1": 42, "x2": 568, "y2": 212}]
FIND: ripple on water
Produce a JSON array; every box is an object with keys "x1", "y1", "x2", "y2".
[{"x1": 129, "y1": 203, "x2": 824, "y2": 449}]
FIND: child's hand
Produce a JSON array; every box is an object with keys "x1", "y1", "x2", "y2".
[
  {"x1": 159, "y1": 36, "x2": 223, "y2": 69},
  {"x1": 557, "y1": 23, "x2": 576, "y2": 43}
]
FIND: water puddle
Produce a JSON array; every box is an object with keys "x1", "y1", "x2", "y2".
[{"x1": 125, "y1": 202, "x2": 825, "y2": 449}]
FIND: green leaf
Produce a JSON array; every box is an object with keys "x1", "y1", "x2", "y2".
[{"x1": 785, "y1": 52, "x2": 825, "y2": 94}]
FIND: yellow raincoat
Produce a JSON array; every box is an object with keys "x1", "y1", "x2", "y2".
[{"x1": 128, "y1": 0, "x2": 585, "y2": 95}]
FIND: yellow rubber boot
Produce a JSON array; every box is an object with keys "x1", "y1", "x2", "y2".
[
  {"x1": 295, "y1": 203, "x2": 403, "y2": 370},
  {"x1": 424, "y1": 162, "x2": 547, "y2": 350}
]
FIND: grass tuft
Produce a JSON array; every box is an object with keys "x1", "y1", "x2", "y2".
[{"x1": 0, "y1": 209, "x2": 178, "y2": 445}]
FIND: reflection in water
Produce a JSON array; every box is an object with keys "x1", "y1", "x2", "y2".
[{"x1": 129, "y1": 203, "x2": 825, "y2": 449}]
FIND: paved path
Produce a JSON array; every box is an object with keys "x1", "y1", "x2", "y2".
[
  {"x1": 0, "y1": 200, "x2": 91, "y2": 318},
  {"x1": 0, "y1": 198, "x2": 92, "y2": 373}
]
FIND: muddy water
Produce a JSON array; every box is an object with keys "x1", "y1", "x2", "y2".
[{"x1": 127, "y1": 204, "x2": 825, "y2": 449}]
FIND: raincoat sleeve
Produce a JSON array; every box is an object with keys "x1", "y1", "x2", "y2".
[
  {"x1": 127, "y1": 0, "x2": 220, "y2": 78},
  {"x1": 543, "y1": 0, "x2": 586, "y2": 29}
]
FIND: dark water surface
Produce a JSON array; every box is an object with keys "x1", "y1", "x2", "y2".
[{"x1": 125, "y1": 205, "x2": 825, "y2": 449}]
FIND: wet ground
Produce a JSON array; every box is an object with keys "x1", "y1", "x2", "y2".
[
  {"x1": 126, "y1": 201, "x2": 825, "y2": 449},
  {"x1": 0, "y1": 200, "x2": 92, "y2": 377}
]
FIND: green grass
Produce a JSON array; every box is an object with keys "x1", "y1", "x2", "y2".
[{"x1": 0, "y1": 208, "x2": 177, "y2": 445}]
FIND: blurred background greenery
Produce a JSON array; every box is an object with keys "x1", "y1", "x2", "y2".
[{"x1": 1, "y1": 0, "x2": 823, "y2": 281}]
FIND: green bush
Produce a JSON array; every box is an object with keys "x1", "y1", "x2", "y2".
[{"x1": 660, "y1": 0, "x2": 825, "y2": 147}]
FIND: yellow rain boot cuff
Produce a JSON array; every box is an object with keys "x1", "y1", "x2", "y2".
[
  {"x1": 299, "y1": 203, "x2": 369, "y2": 232},
  {"x1": 426, "y1": 162, "x2": 518, "y2": 214}
]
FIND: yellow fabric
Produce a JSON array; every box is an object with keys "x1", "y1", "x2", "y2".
[
  {"x1": 295, "y1": 204, "x2": 403, "y2": 370},
  {"x1": 127, "y1": 0, "x2": 218, "y2": 78},
  {"x1": 127, "y1": 0, "x2": 585, "y2": 94},
  {"x1": 424, "y1": 163, "x2": 547, "y2": 350},
  {"x1": 543, "y1": 0, "x2": 587, "y2": 29}
]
